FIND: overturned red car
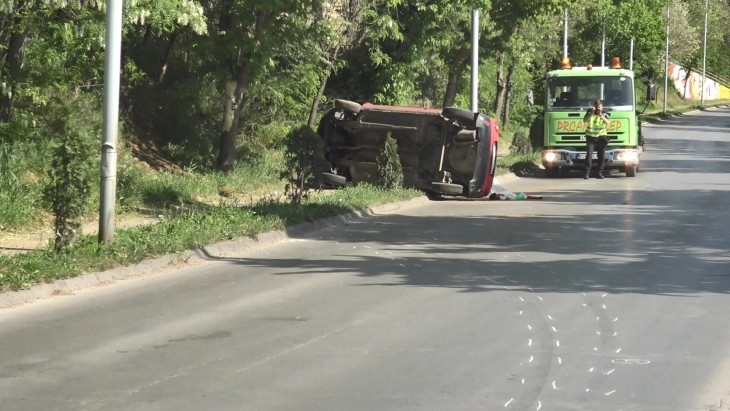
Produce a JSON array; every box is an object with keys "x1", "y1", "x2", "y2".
[{"x1": 317, "y1": 100, "x2": 499, "y2": 198}]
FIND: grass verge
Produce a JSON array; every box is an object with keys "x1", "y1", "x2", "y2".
[{"x1": 0, "y1": 184, "x2": 421, "y2": 292}]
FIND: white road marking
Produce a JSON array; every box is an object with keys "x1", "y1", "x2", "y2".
[
  {"x1": 547, "y1": 315, "x2": 553, "y2": 320},
  {"x1": 607, "y1": 369, "x2": 615, "y2": 375},
  {"x1": 519, "y1": 310, "x2": 523, "y2": 316},
  {"x1": 537, "y1": 296, "x2": 543, "y2": 301},
  {"x1": 529, "y1": 356, "x2": 534, "y2": 363},
  {"x1": 505, "y1": 398, "x2": 514, "y2": 407},
  {"x1": 552, "y1": 380, "x2": 557, "y2": 390},
  {"x1": 596, "y1": 331, "x2": 601, "y2": 335},
  {"x1": 537, "y1": 400, "x2": 542, "y2": 410},
  {"x1": 605, "y1": 390, "x2": 616, "y2": 396},
  {"x1": 556, "y1": 340, "x2": 560, "y2": 347},
  {"x1": 557, "y1": 356, "x2": 562, "y2": 364},
  {"x1": 552, "y1": 326, "x2": 558, "y2": 333},
  {"x1": 589, "y1": 367, "x2": 595, "y2": 372},
  {"x1": 602, "y1": 293, "x2": 608, "y2": 297},
  {"x1": 527, "y1": 325, "x2": 532, "y2": 330},
  {"x1": 616, "y1": 348, "x2": 622, "y2": 353},
  {"x1": 613, "y1": 317, "x2": 619, "y2": 322},
  {"x1": 528, "y1": 339, "x2": 533, "y2": 347},
  {"x1": 519, "y1": 296, "x2": 525, "y2": 302},
  {"x1": 522, "y1": 378, "x2": 525, "y2": 384}
]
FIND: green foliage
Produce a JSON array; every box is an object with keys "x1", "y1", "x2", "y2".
[
  {"x1": 280, "y1": 125, "x2": 329, "y2": 205},
  {"x1": 376, "y1": 133, "x2": 404, "y2": 189},
  {"x1": 43, "y1": 115, "x2": 93, "y2": 253}
]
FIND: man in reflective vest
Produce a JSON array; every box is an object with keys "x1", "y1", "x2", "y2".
[{"x1": 583, "y1": 99, "x2": 610, "y2": 179}]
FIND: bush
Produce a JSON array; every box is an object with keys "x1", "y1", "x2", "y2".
[
  {"x1": 280, "y1": 125, "x2": 329, "y2": 204},
  {"x1": 376, "y1": 133, "x2": 404, "y2": 189},
  {"x1": 43, "y1": 116, "x2": 93, "y2": 253},
  {"x1": 528, "y1": 114, "x2": 544, "y2": 150},
  {"x1": 509, "y1": 130, "x2": 533, "y2": 156}
]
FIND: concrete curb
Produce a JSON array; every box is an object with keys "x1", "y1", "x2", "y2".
[{"x1": 0, "y1": 195, "x2": 434, "y2": 310}]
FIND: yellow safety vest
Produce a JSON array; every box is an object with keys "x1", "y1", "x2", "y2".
[{"x1": 585, "y1": 115, "x2": 608, "y2": 138}]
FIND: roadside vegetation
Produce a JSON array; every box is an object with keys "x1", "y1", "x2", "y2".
[{"x1": 1, "y1": 0, "x2": 730, "y2": 291}]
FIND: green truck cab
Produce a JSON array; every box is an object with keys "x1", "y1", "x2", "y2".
[{"x1": 542, "y1": 58, "x2": 642, "y2": 177}]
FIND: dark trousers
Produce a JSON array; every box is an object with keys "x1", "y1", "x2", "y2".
[{"x1": 585, "y1": 136, "x2": 608, "y2": 174}]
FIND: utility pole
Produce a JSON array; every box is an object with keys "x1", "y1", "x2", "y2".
[
  {"x1": 701, "y1": 0, "x2": 708, "y2": 108},
  {"x1": 470, "y1": 9, "x2": 479, "y2": 113},
  {"x1": 630, "y1": 38, "x2": 634, "y2": 70},
  {"x1": 601, "y1": 15, "x2": 606, "y2": 66},
  {"x1": 563, "y1": 8, "x2": 569, "y2": 60},
  {"x1": 663, "y1": 6, "x2": 670, "y2": 114},
  {"x1": 99, "y1": 0, "x2": 123, "y2": 244}
]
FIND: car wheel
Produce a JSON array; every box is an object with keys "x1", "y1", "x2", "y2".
[
  {"x1": 321, "y1": 172, "x2": 347, "y2": 186},
  {"x1": 442, "y1": 107, "x2": 476, "y2": 125},
  {"x1": 430, "y1": 182, "x2": 464, "y2": 196},
  {"x1": 626, "y1": 165, "x2": 637, "y2": 177},
  {"x1": 334, "y1": 99, "x2": 362, "y2": 114}
]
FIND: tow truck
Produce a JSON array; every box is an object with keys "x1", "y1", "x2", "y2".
[{"x1": 542, "y1": 57, "x2": 642, "y2": 177}]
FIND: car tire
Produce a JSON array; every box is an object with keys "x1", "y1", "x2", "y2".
[
  {"x1": 544, "y1": 167, "x2": 558, "y2": 178},
  {"x1": 430, "y1": 182, "x2": 464, "y2": 196},
  {"x1": 442, "y1": 107, "x2": 476, "y2": 125},
  {"x1": 334, "y1": 99, "x2": 362, "y2": 114},
  {"x1": 626, "y1": 165, "x2": 637, "y2": 177},
  {"x1": 321, "y1": 172, "x2": 347, "y2": 186}
]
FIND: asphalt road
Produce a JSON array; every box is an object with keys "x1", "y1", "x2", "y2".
[{"x1": 1, "y1": 107, "x2": 730, "y2": 410}]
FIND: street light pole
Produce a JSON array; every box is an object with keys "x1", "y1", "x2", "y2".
[
  {"x1": 663, "y1": 6, "x2": 670, "y2": 114},
  {"x1": 601, "y1": 15, "x2": 606, "y2": 66},
  {"x1": 563, "y1": 8, "x2": 569, "y2": 60},
  {"x1": 470, "y1": 9, "x2": 479, "y2": 113},
  {"x1": 99, "y1": 0, "x2": 123, "y2": 244},
  {"x1": 701, "y1": 0, "x2": 708, "y2": 108}
]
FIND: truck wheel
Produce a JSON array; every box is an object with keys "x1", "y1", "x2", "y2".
[
  {"x1": 321, "y1": 172, "x2": 347, "y2": 186},
  {"x1": 334, "y1": 99, "x2": 362, "y2": 114},
  {"x1": 544, "y1": 167, "x2": 558, "y2": 178},
  {"x1": 626, "y1": 165, "x2": 637, "y2": 177},
  {"x1": 442, "y1": 107, "x2": 476, "y2": 125},
  {"x1": 430, "y1": 182, "x2": 464, "y2": 196}
]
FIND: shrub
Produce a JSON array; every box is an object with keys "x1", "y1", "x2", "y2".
[
  {"x1": 43, "y1": 118, "x2": 93, "y2": 253},
  {"x1": 376, "y1": 133, "x2": 404, "y2": 189},
  {"x1": 280, "y1": 125, "x2": 329, "y2": 204},
  {"x1": 510, "y1": 130, "x2": 533, "y2": 156}
]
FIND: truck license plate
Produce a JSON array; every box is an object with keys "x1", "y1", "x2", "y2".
[{"x1": 578, "y1": 153, "x2": 598, "y2": 160}]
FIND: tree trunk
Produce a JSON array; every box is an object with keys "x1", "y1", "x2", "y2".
[
  {"x1": 308, "y1": 75, "x2": 329, "y2": 129},
  {"x1": 0, "y1": 23, "x2": 27, "y2": 122},
  {"x1": 502, "y1": 64, "x2": 515, "y2": 129},
  {"x1": 442, "y1": 70, "x2": 459, "y2": 108},
  {"x1": 157, "y1": 31, "x2": 178, "y2": 83},
  {"x1": 494, "y1": 51, "x2": 506, "y2": 123},
  {"x1": 216, "y1": 11, "x2": 267, "y2": 172},
  {"x1": 307, "y1": 44, "x2": 341, "y2": 129},
  {"x1": 682, "y1": 64, "x2": 692, "y2": 100}
]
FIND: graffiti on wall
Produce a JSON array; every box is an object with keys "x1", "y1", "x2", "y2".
[{"x1": 669, "y1": 63, "x2": 730, "y2": 100}]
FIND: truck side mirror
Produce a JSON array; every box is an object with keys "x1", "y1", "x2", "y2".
[{"x1": 646, "y1": 83, "x2": 657, "y2": 101}]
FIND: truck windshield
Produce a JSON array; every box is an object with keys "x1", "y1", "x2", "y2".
[{"x1": 547, "y1": 75, "x2": 634, "y2": 110}]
